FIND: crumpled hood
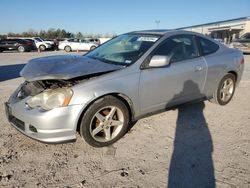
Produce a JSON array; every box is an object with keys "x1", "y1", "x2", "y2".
[{"x1": 20, "y1": 55, "x2": 123, "y2": 81}]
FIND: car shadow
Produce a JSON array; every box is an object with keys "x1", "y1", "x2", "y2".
[
  {"x1": 167, "y1": 80, "x2": 215, "y2": 188},
  {"x1": 0, "y1": 64, "x2": 25, "y2": 82}
]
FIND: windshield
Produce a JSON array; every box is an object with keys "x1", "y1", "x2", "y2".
[
  {"x1": 85, "y1": 34, "x2": 160, "y2": 65},
  {"x1": 241, "y1": 33, "x2": 250, "y2": 39},
  {"x1": 34, "y1": 37, "x2": 43, "y2": 42}
]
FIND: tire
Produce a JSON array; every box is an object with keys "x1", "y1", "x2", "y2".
[
  {"x1": 90, "y1": 46, "x2": 96, "y2": 51},
  {"x1": 39, "y1": 45, "x2": 46, "y2": 51},
  {"x1": 17, "y1": 46, "x2": 25, "y2": 53},
  {"x1": 210, "y1": 73, "x2": 236, "y2": 105},
  {"x1": 64, "y1": 46, "x2": 71, "y2": 52},
  {"x1": 80, "y1": 96, "x2": 129, "y2": 147}
]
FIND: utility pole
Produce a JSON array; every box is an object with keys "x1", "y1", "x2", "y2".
[{"x1": 155, "y1": 20, "x2": 160, "y2": 29}]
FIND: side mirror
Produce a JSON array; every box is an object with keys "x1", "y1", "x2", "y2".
[{"x1": 148, "y1": 55, "x2": 170, "y2": 67}]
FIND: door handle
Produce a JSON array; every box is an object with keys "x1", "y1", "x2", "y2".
[{"x1": 195, "y1": 65, "x2": 203, "y2": 72}]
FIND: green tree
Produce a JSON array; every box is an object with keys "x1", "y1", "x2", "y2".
[
  {"x1": 76, "y1": 32, "x2": 83, "y2": 39},
  {"x1": 3, "y1": 28, "x2": 117, "y2": 39}
]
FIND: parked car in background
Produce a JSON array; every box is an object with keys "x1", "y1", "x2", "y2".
[
  {"x1": 33, "y1": 37, "x2": 56, "y2": 50},
  {"x1": 28, "y1": 37, "x2": 53, "y2": 51},
  {"x1": 213, "y1": 38, "x2": 224, "y2": 43},
  {"x1": 230, "y1": 32, "x2": 250, "y2": 53},
  {"x1": 7, "y1": 37, "x2": 53, "y2": 51},
  {"x1": 98, "y1": 37, "x2": 112, "y2": 44},
  {"x1": 0, "y1": 38, "x2": 36, "y2": 52},
  {"x1": 80, "y1": 38, "x2": 112, "y2": 45},
  {"x1": 58, "y1": 39, "x2": 98, "y2": 52},
  {"x1": 5, "y1": 30, "x2": 244, "y2": 147},
  {"x1": 59, "y1": 38, "x2": 78, "y2": 44},
  {"x1": 85, "y1": 38, "x2": 100, "y2": 45}
]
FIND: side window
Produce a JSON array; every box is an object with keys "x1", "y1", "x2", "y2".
[
  {"x1": 68, "y1": 39, "x2": 79, "y2": 42},
  {"x1": 245, "y1": 33, "x2": 250, "y2": 39},
  {"x1": 198, "y1": 37, "x2": 219, "y2": 56},
  {"x1": 6, "y1": 40, "x2": 16, "y2": 45},
  {"x1": 0, "y1": 40, "x2": 6, "y2": 45},
  {"x1": 153, "y1": 35, "x2": 198, "y2": 63}
]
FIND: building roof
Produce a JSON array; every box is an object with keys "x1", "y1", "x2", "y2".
[{"x1": 177, "y1": 16, "x2": 250, "y2": 30}]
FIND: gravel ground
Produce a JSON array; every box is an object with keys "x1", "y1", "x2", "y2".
[{"x1": 0, "y1": 51, "x2": 249, "y2": 188}]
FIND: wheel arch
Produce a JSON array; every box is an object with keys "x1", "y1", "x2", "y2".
[
  {"x1": 227, "y1": 70, "x2": 238, "y2": 82},
  {"x1": 75, "y1": 92, "x2": 135, "y2": 133}
]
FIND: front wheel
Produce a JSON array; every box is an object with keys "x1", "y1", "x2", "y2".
[
  {"x1": 210, "y1": 73, "x2": 236, "y2": 105},
  {"x1": 80, "y1": 96, "x2": 129, "y2": 147},
  {"x1": 18, "y1": 46, "x2": 25, "y2": 52},
  {"x1": 39, "y1": 45, "x2": 46, "y2": 51}
]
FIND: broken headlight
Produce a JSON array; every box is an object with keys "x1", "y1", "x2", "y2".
[{"x1": 26, "y1": 88, "x2": 73, "y2": 111}]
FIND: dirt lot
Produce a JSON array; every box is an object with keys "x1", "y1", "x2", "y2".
[{"x1": 0, "y1": 51, "x2": 249, "y2": 188}]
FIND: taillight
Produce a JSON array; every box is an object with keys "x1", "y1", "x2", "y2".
[
  {"x1": 27, "y1": 42, "x2": 33, "y2": 46},
  {"x1": 240, "y1": 58, "x2": 244, "y2": 64}
]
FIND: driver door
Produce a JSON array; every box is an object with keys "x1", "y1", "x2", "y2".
[{"x1": 139, "y1": 34, "x2": 207, "y2": 114}]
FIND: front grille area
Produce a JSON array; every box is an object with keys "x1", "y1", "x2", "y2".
[{"x1": 10, "y1": 116, "x2": 25, "y2": 131}]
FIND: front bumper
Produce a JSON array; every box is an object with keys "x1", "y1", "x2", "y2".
[{"x1": 5, "y1": 99, "x2": 84, "y2": 143}]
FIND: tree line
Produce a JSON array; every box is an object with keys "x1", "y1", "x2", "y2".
[{"x1": 0, "y1": 28, "x2": 116, "y2": 40}]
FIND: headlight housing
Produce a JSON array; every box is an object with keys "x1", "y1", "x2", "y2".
[{"x1": 26, "y1": 88, "x2": 73, "y2": 111}]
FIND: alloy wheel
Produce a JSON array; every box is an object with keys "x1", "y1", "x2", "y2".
[
  {"x1": 18, "y1": 46, "x2": 25, "y2": 52},
  {"x1": 219, "y1": 78, "x2": 234, "y2": 102},
  {"x1": 89, "y1": 106, "x2": 124, "y2": 142}
]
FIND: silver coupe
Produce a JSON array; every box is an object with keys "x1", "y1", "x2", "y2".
[{"x1": 5, "y1": 30, "x2": 244, "y2": 147}]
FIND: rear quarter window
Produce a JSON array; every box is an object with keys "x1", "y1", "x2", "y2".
[{"x1": 198, "y1": 37, "x2": 219, "y2": 56}]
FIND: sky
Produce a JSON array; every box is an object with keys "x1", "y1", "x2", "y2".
[{"x1": 0, "y1": 0, "x2": 249, "y2": 35}]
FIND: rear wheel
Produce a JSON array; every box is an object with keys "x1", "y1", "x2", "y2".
[
  {"x1": 210, "y1": 73, "x2": 236, "y2": 105},
  {"x1": 90, "y1": 46, "x2": 96, "y2": 51},
  {"x1": 18, "y1": 46, "x2": 25, "y2": 52},
  {"x1": 80, "y1": 96, "x2": 129, "y2": 147},
  {"x1": 64, "y1": 46, "x2": 71, "y2": 52},
  {"x1": 39, "y1": 45, "x2": 46, "y2": 51}
]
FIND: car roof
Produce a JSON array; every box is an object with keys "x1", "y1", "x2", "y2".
[
  {"x1": 127, "y1": 29, "x2": 203, "y2": 36},
  {"x1": 126, "y1": 29, "x2": 225, "y2": 47},
  {"x1": 129, "y1": 29, "x2": 172, "y2": 35}
]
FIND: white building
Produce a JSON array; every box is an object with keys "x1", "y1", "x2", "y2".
[{"x1": 178, "y1": 17, "x2": 250, "y2": 43}]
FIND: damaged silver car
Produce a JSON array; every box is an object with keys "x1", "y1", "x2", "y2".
[{"x1": 5, "y1": 30, "x2": 244, "y2": 147}]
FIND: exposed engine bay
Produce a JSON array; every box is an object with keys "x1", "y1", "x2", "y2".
[
  {"x1": 16, "y1": 71, "x2": 111, "y2": 100},
  {"x1": 18, "y1": 80, "x2": 72, "y2": 98}
]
